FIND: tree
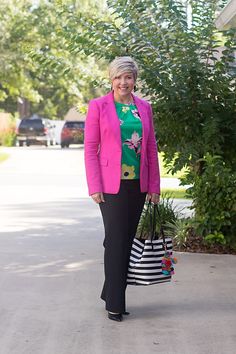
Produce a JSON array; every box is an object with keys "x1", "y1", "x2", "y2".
[
  {"x1": 0, "y1": 0, "x2": 106, "y2": 118},
  {"x1": 58, "y1": 0, "x2": 236, "y2": 245},
  {"x1": 64, "y1": 0, "x2": 235, "y2": 166},
  {"x1": 0, "y1": 0, "x2": 40, "y2": 114}
]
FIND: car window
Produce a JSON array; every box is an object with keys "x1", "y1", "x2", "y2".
[
  {"x1": 64, "y1": 122, "x2": 85, "y2": 129},
  {"x1": 20, "y1": 119, "x2": 44, "y2": 128}
]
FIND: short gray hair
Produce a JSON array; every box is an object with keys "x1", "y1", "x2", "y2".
[{"x1": 109, "y1": 56, "x2": 138, "y2": 81}]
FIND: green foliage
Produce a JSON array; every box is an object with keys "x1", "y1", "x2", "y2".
[
  {"x1": 0, "y1": 128, "x2": 16, "y2": 147},
  {"x1": 185, "y1": 154, "x2": 236, "y2": 246},
  {"x1": 0, "y1": 0, "x2": 106, "y2": 118},
  {"x1": 165, "y1": 218, "x2": 192, "y2": 247},
  {"x1": 137, "y1": 195, "x2": 178, "y2": 239},
  {"x1": 205, "y1": 231, "x2": 226, "y2": 245},
  {"x1": 159, "y1": 152, "x2": 188, "y2": 178},
  {"x1": 0, "y1": 1, "x2": 42, "y2": 107},
  {"x1": 0, "y1": 113, "x2": 17, "y2": 146},
  {"x1": 64, "y1": 0, "x2": 235, "y2": 170},
  {"x1": 61, "y1": 0, "x2": 236, "y2": 248}
]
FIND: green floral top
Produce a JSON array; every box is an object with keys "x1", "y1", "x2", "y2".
[{"x1": 115, "y1": 101, "x2": 143, "y2": 179}]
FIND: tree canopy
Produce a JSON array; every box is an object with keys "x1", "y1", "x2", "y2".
[
  {"x1": 61, "y1": 0, "x2": 236, "y2": 170},
  {"x1": 57, "y1": 0, "x2": 236, "y2": 244},
  {"x1": 0, "y1": 0, "x2": 106, "y2": 118}
]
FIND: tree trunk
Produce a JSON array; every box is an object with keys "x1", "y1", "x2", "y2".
[{"x1": 17, "y1": 98, "x2": 30, "y2": 118}]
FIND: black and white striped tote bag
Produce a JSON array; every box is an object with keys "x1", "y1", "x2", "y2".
[
  {"x1": 127, "y1": 237, "x2": 173, "y2": 285},
  {"x1": 127, "y1": 203, "x2": 176, "y2": 286}
]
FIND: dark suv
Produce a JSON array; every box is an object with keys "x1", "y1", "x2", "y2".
[
  {"x1": 16, "y1": 115, "x2": 56, "y2": 147},
  {"x1": 61, "y1": 121, "x2": 85, "y2": 148}
]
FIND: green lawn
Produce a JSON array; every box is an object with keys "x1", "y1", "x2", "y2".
[
  {"x1": 0, "y1": 150, "x2": 9, "y2": 163},
  {"x1": 158, "y1": 153, "x2": 189, "y2": 199},
  {"x1": 161, "y1": 188, "x2": 189, "y2": 199}
]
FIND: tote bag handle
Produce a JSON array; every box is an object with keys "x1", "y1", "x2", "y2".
[
  {"x1": 140, "y1": 202, "x2": 167, "y2": 247},
  {"x1": 152, "y1": 205, "x2": 167, "y2": 251},
  {"x1": 139, "y1": 201, "x2": 152, "y2": 239}
]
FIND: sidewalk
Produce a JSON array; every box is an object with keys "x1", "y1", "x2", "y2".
[{"x1": 0, "y1": 197, "x2": 235, "y2": 354}]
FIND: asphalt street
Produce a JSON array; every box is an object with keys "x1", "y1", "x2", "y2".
[{"x1": 0, "y1": 146, "x2": 235, "y2": 354}]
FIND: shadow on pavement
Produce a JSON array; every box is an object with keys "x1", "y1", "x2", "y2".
[{"x1": 0, "y1": 199, "x2": 104, "y2": 278}]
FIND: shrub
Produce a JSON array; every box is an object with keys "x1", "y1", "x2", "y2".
[
  {"x1": 137, "y1": 194, "x2": 178, "y2": 239},
  {"x1": 0, "y1": 128, "x2": 16, "y2": 147},
  {"x1": 165, "y1": 218, "x2": 193, "y2": 248},
  {"x1": 185, "y1": 154, "x2": 236, "y2": 248}
]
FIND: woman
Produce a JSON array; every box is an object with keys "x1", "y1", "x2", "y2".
[{"x1": 84, "y1": 56, "x2": 160, "y2": 322}]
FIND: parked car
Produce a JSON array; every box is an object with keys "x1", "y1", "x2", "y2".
[
  {"x1": 16, "y1": 115, "x2": 56, "y2": 147},
  {"x1": 61, "y1": 121, "x2": 85, "y2": 148}
]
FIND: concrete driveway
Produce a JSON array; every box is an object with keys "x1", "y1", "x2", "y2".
[{"x1": 0, "y1": 146, "x2": 235, "y2": 354}]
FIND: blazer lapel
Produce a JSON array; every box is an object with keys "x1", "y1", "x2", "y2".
[{"x1": 104, "y1": 91, "x2": 122, "y2": 147}]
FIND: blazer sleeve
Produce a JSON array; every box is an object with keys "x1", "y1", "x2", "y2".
[
  {"x1": 84, "y1": 99, "x2": 103, "y2": 195},
  {"x1": 147, "y1": 103, "x2": 161, "y2": 194}
]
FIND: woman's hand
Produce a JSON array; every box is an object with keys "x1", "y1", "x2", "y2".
[
  {"x1": 91, "y1": 192, "x2": 105, "y2": 204},
  {"x1": 146, "y1": 193, "x2": 160, "y2": 204}
]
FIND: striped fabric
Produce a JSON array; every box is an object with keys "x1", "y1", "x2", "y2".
[{"x1": 127, "y1": 238, "x2": 173, "y2": 286}]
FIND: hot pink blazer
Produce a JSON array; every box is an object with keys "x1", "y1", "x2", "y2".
[{"x1": 84, "y1": 91, "x2": 160, "y2": 195}]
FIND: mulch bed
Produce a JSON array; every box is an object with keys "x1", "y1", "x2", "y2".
[{"x1": 173, "y1": 229, "x2": 236, "y2": 255}]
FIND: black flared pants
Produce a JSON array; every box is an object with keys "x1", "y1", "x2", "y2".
[{"x1": 99, "y1": 179, "x2": 146, "y2": 313}]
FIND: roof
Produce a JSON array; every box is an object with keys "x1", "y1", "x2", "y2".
[
  {"x1": 64, "y1": 107, "x2": 85, "y2": 122},
  {"x1": 215, "y1": 0, "x2": 236, "y2": 29}
]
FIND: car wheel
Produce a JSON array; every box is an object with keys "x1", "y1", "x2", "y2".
[
  {"x1": 61, "y1": 143, "x2": 65, "y2": 148},
  {"x1": 19, "y1": 141, "x2": 24, "y2": 147},
  {"x1": 26, "y1": 141, "x2": 30, "y2": 147},
  {"x1": 66, "y1": 143, "x2": 70, "y2": 148}
]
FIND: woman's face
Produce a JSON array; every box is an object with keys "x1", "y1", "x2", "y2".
[{"x1": 112, "y1": 72, "x2": 135, "y2": 98}]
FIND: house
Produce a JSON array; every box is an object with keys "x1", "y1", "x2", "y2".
[
  {"x1": 64, "y1": 107, "x2": 85, "y2": 122},
  {"x1": 215, "y1": 0, "x2": 236, "y2": 29}
]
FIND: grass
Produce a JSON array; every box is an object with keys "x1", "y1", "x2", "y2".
[
  {"x1": 159, "y1": 153, "x2": 188, "y2": 178},
  {"x1": 158, "y1": 153, "x2": 190, "y2": 199},
  {"x1": 161, "y1": 188, "x2": 188, "y2": 199},
  {"x1": 0, "y1": 149, "x2": 9, "y2": 163}
]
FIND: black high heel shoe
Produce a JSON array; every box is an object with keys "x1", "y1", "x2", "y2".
[
  {"x1": 108, "y1": 312, "x2": 123, "y2": 322},
  {"x1": 123, "y1": 311, "x2": 130, "y2": 315}
]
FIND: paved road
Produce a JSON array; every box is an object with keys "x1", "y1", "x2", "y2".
[{"x1": 0, "y1": 146, "x2": 235, "y2": 354}]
